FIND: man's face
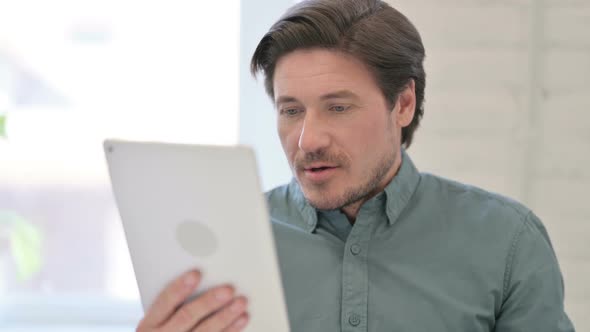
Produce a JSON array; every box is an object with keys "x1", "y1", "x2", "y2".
[{"x1": 273, "y1": 49, "x2": 414, "y2": 210}]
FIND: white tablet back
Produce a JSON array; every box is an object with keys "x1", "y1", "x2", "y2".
[{"x1": 104, "y1": 139, "x2": 290, "y2": 331}]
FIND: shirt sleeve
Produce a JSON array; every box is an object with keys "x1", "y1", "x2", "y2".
[{"x1": 494, "y1": 212, "x2": 576, "y2": 332}]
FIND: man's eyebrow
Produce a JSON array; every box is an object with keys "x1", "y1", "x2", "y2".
[
  {"x1": 275, "y1": 90, "x2": 359, "y2": 106},
  {"x1": 275, "y1": 96, "x2": 300, "y2": 106},
  {"x1": 319, "y1": 90, "x2": 360, "y2": 100}
]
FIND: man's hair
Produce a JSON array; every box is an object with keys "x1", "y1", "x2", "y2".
[{"x1": 251, "y1": 0, "x2": 426, "y2": 148}]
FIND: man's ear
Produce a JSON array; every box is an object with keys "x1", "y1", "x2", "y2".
[{"x1": 395, "y1": 79, "x2": 416, "y2": 128}]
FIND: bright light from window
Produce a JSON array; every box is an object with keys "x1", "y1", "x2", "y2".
[{"x1": 0, "y1": 0, "x2": 240, "y2": 327}]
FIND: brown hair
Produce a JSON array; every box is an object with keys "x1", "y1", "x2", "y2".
[{"x1": 251, "y1": 0, "x2": 426, "y2": 148}]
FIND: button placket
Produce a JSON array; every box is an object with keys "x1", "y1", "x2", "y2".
[{"x1": 341, "y1": 213, "x2": 373, "y2": 331}]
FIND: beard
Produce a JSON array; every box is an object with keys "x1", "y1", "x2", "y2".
[{"x1": 295, "y1": 148, "x2": 397, "y2": 211}]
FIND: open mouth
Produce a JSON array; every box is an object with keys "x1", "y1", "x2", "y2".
[
  {"x1": 309, "y1": 166, "x2": 333, "y2": 172},
  {"x1": 302, "y1": 165, "x2": 338, "y2": 182}
]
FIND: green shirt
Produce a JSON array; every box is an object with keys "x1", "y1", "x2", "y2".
[{"x1": 266, "y1": 150, "x2": 575, "y2": 332}]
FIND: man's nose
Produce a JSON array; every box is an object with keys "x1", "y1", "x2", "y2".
[{"x1": 298, "y1": 111, "x2": 331, "y2": 153}]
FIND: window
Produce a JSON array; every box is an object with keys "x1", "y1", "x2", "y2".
[{"x1": 0, "y1": 1, "x2": 239, "y2": 330}]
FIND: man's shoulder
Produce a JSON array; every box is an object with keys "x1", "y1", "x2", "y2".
[
  {"x1": 418, "y1": 172, "x2": 545, "y2": 235},
  {"x1": 418, "y1": 172, "x2": 556, "y2": 265},
  {"x1": 264, "y1": 181, "x2": 307, "y2": 227},
  {"x1": 265, "y1": 182, "x2": 292, "y2": 209}
]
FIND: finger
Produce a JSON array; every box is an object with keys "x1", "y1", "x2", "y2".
[
  {"x1": 192, "y1": 296, "x2": 248, "y2": 332},
  {"x1": 139, "y1": 270, "x2": 201, "y2": 329},
  {"x1": 222, "y1": 313, "x2": 250, "y2": 332},
  {"x1": 160, "y1": 284, "x2": 235, "y2": 332}
]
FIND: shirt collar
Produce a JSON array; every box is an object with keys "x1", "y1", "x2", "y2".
[
  {"x1": 290, "y1": 148, "x2": 421, "y2": 232},
  {"x1": 383, "y1": 149, "x2": 421, "y2": 226},
  {"x1": 289, "y1": 178, "x2": 318, "y2": 232}
]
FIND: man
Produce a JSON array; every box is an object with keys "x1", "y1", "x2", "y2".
[{"x1": 136, "y1": 0, "x2": 575, "y2": 331}]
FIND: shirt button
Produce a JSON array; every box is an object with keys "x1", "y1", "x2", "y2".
[
  {"x1": 348, "y1": 313, "x2": 361, "y2": 326},
  {"x1": 350, "y1": 244, "x2": 361, "y2": 255}
]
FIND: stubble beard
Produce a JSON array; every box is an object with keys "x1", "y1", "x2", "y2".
[{"x1": 299, "y1": 150, "x2": 397, "y2": 211}]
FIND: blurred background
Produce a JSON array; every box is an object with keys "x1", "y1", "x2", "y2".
[{"x1": 1, "y1": 0, "x2": 588, "y2": 331}]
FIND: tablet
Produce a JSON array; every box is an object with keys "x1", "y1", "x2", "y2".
[{"x1": 103, "y1": 139, "x2": 290, "y2": 331}]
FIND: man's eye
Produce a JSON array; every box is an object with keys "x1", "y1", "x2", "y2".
[
  {"x1": 281, "y1": 108, "x2": 301, "y2": 116},
  {"x1": 330, "y1": 105, "x2": 350, "y2": 113}
]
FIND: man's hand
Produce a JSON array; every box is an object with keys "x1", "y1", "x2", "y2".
[{"x1": 136, "y1": 270, "x2": 249, "y2": 332}]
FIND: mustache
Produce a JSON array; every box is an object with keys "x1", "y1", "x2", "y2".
[{"x1": 294, "y1": 150, "x2": 348, "y2": 169}]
